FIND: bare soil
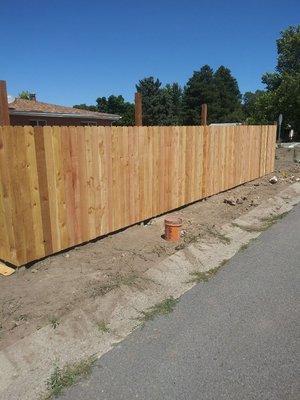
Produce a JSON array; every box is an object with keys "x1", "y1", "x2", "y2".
[{"x1": 0, "y1": 147, "x2": 299, "y2": 350}]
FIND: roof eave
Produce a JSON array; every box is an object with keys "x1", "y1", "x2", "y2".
[{"x1": 9, "y1": 110, "x2": 121, "y2": 121}]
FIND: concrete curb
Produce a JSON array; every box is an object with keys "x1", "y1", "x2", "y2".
[{"x1": 1, "y1": 183, "x2": 300, "y2": 400}]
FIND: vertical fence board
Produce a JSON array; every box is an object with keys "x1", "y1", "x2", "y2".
[
  {"x1": 0, "y1": 128, "x2": 16, "y2": 264},
  {"x1": 0, "y1": 125, "x2": 276, "y2": 266}
]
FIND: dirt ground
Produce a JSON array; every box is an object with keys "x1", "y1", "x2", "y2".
[{"x1": 0, "y1": 147, "x2": 299, "y2": 350}]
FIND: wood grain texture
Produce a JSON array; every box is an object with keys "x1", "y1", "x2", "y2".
[{"x1": 0, "y1": 125, "x2": 276, "y2": 266}]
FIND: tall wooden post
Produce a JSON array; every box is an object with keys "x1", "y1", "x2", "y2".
[
  {"x1": 201, "y1": 103, "x2": 207, "y2": 126},
  {"x1": 135, "y1": 92, "x2": 142, "y2": 126},
  {"x1": 0, "y1": 80, "x2": 10, "y2": 126}
]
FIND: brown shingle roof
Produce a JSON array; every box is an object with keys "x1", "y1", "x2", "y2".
[{"x1": 8, "y1": 98, "x2": 120, "y2": 121}]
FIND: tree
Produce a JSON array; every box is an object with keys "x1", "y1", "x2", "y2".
[
  {"x1": 73, "y1": 103, "x2": 98, "y2": 111},
  {"x1": 277, "y1": 25, "x2": 300, "y2": 74},
  {"x1": 18, "y1": 90, "x2": 31, "y2": 100},
  {"x1": 135, "y1": 78, "x2": 183, "y2": 125},
  {"x1": 136, "y1": 77, "x2": 164, "y2": 125},
  {"x1": 181, "y1": 65, "x2": 218, "y2": 124},
  {"x1": 214, "y1": 66, "x2": 244, "y2": 122},
  {"x1": 74, "y1": 95, "x2": 135, "y2": 125},
  {"x1": 181, "y1": 65, "x2": 243, "y2": 124},
  {"x1": 96, "y1": 95, "x2": 134, "y2": 125},
  {"x1": 160, "y1": 83, "x2": 183, "y2": 125},
  {"x1": 246, "y1": 25, "x2": 300, "y2": 132},
  {"x1": 243, "y1": 90, "x2": 275, "y2": 124}
]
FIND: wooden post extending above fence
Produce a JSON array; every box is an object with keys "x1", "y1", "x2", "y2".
[
  {"x1": 135, "y1": 92, "x2": 142, "y2": 126},
  {"x1": 0, "y1": 80, "x2": 10, "y2": 126},
  {"x1": 201, "y1": 103, "x2": 207, "y2": 126}
]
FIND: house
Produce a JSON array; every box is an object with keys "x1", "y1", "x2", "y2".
[
  {"x1": 0, "y1": 80, "x2": 121, "y2": 126},
  {"x1": 8, "y1": 95, "x2": 121, "y2": 126}
]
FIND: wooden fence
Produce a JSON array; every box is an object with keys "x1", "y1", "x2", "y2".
[{"x1": 0, "y1": 125, "x2": 276, "y2": 266}]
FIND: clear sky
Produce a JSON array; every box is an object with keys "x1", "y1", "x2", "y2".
[{"x1": 1, "y1": 0, "x2": 299, "y2": 106}]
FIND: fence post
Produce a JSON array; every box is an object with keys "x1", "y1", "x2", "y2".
[
  {"x1": 0, "y1": 80, "x2": 10, "y2": 126},
  {"x1": 201, "y1": 103, "x2": 207, "y2": 126},
  {"x1": 135, "y1": 92, "x2": 142, "y2": 126}
]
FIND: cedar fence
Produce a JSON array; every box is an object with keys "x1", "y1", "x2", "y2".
[{"x1": 0, "y1": 125, "x2": 276, "y2": 266}]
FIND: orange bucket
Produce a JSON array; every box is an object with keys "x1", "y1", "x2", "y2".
[{"x1": 164, "y1": 216, "x2": 182, "y2": 242}]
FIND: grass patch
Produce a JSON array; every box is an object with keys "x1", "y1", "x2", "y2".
[
  {"x1": 45, "y1": 356, "x2": 96, "y2": 399},
  {"x1": 233, "y1": 212, "x2": 289, "y2": 234},
  {"x1": 137, "y1": 297, "x2": 178, "y2": 324},
  {"x1": 97, "y1": 321, "x2": 110, "y2": 333},
  {"x1": 49, "y1": 317, "x2": 59, "y2": 329},
  {"x1": 260, "y1": 212, "x2": 289, "y2": 227},
  {"x1": 206, "y1": 227, "x2": 231, "y2": 244},
  {"x1": 188, "y1": 258, "x2": 229, "y2": 284},
  {"x1": 255, "y1": 212, "x2": 289, "y2": 231}
]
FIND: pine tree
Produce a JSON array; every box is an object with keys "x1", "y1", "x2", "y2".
[
  {"x1": 181, "y1": 65, "x2": 218, "y2": 124},
  {"x1": 214, "y1": 66, "x2": 243, "y2": 122},
  {"x1": 160, "y1": 83, "x2": 183, "y2": 125},
  {"x1": 136, "y1": 77, "x2": 164, "y2": 125}
]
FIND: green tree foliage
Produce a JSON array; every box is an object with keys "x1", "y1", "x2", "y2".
[
  {"x1": 73, "y1": 27, "x2": 299, "y2": 129},
  {"x1": 277, "y1": 25, "x2": 300, "y2": 74},
  {"x1": 18, "y1": 90, "x2": 31, "y2": 100},
  {"x1": 181, "y1": 65, "x2": 243, "y2": 124},
  {"x1": 214, "y1": 66, "x2": 243, "y2": 122},
  {"x1": 135, "y1": 77, "x2": 183, "y2": 125},
  {"x1": 74, "y1": 96, "x2": 134, "y2": 125},
  {"x1": 158, "y1": 83, "x2": 183, "y2": 125},
  {"x1": 243, "y1": 90, "x2": 274, "y2": 124},
  {"x1": 244, "y1": 25, "x2": 300, "y2": 132},
  {"x1": 136, "y1": 77, "x2": 164, "y2": 125},
  {"x1": 181, "y1": 65, "x2": 216, "y2": 124},
  {"x1": 96, "y1": 95, "x2": 134, "y2": 126},
  {"x1": 73, "y1": 104, "x2": 98, "y2": 111}
]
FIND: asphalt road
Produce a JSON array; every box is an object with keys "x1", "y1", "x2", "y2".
[{"x1": 61, "y1": 204, "x2": 300, "y2": 400}]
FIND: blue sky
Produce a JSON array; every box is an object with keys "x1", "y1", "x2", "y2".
[{"x1": 1, "y1": 0, "x2": 299, "y2": 106}]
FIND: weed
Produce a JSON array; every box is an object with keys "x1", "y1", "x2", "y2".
[
  {"x1": 117, "y1": 274, "x2": 140, "y2": 287},
  {"x1": 17, "y1": 314, "x2": 28, "y2": 322},
  {"x1": 232, "y1": 222, "x2": 264, "y2": 233},
  {"x1": 97, "y1": 321, "x2": 110, "y2": 333},
  {"x1": 260, "y1": 212, "x2": 289, "y2": 227},
  {"x1": 257, "y1": 212, "x2": 288, "y2": 231},
  {"x1": 175, "y1": 243, "x2": 185, "y2": 251},
  {"x1": 188, "y1": 266, "x2": 220, "y2": 283},
  {"x1": 45, "y1": 357, "x2": 96, "y2": 399},
  {"x1": 219, "y1": 259, "x2": 229, "y2": 267},
  {"x1": 137, "y1": 297, "x2": 178, "y2": 323},
  {"x1": 49, "y1": 317, "x2": 59, "y2": 329},
  {"x1": 206, "y1": 227, "x2": 231, "y2": 244},
  {"x1": 188, "y1": 258, "x2": 229, "y2": 284},
  {"x1": 89, "y1": 273, "x2": 140, "y2": 298},
  {"x1": 239, "y1": 238, "x2": 257, "y2": 252},
  {"x1": 152, "y1": 245, "x2": 167, "y2": 256},
  {"x1": 233, "y1": 212, "x2": 289, "y2": 234},
  {"x1": 239, "y1": 243, "x2": 249, "y2": 251}
]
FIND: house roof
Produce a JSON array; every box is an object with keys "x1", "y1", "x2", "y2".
[{"x1": 8, "y1": 98, "x2": 121, "y2": 121}]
